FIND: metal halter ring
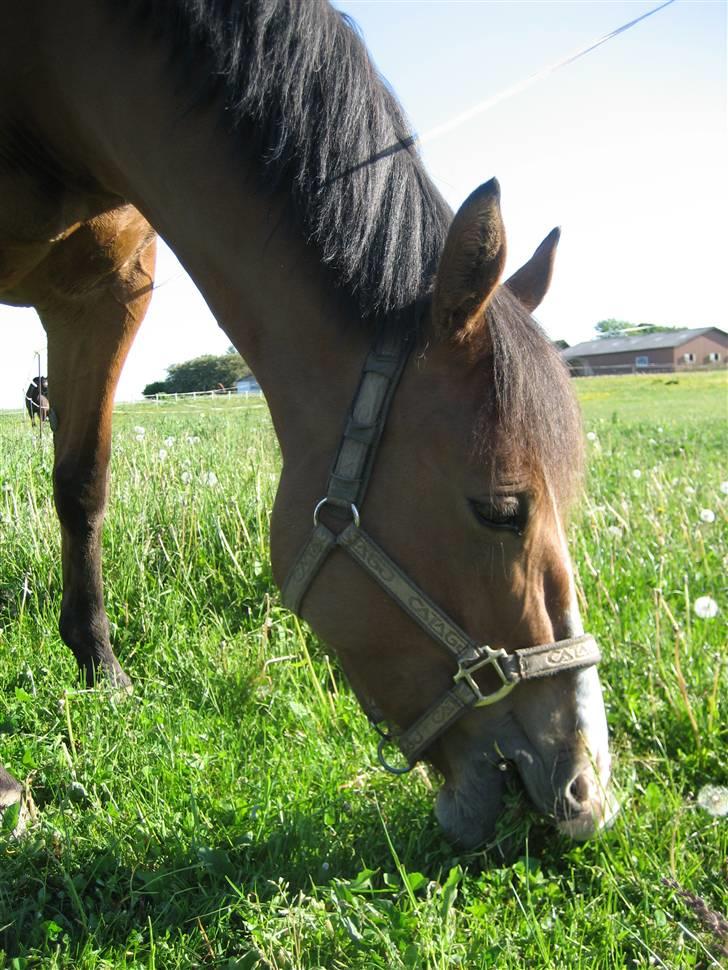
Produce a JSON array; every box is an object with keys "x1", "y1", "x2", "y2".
[
  {"x1": 313, "y1": 497, "x2": 361, "y2": 528},
  {"x1": 453, "y1": 646, "x2": 517, "y2": 708},
  {"x1": 377, "y1": 735, "x2": 413, "y2": 775}
]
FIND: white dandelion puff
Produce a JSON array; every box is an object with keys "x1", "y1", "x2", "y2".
[
  {"x1": 685, "y1": 486, "x2": 696, "y2": 495},
  {"x1": 133, "y1": 426, "x2": 145, "y2": 436},
  {"x1": 696, "y1": 784, "x2": 728, "y2": 817},
  {"x1": 720, "y1": 481, "x2": 728, "y2": 495},
  {"x1": 694, "y1": 596, "x2": 719, "y2": 619},
  {"x1": 186, "y1": 435, "x2": 201, "y2": 445},
  {"x1": 586, "y1": 431, "x2": 597, "y2": 442},
  {"x1": 648, "y1": 438, "x2": 657, "y2": 446},
  {"x1": 158, "y1": 448, "x2": 168, "y2": 461},
  {"x1": 607, "y1": 525, "x2": 623, "y2": 539},
  {"x1": 699, "y1": 509, "x2": 715, "y2": 524},
  {"x1": 164, "y1": 436, "x2": 175, "y2": 447},
  {"x1": 632, "y1": 469, "x2": 642, "y2": 479},
  {"x1": 202, "y1": 471, "x2": 218, "y2": 487},
  {"x1": 135, "y1": 434, "x2": 145, "y2": 443},
  {"x1": 657, "y1": 427, "x2": 664, "y2": 434},
  {"x1": 181, "y1": 471, "x2": 192, "y2": 485}
]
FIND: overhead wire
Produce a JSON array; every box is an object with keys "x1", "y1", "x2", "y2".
[{"x1": 417, "y1": 0, "x2": 677, "y2": 147}]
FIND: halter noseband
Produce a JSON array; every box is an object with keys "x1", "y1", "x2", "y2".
[{"x1": 281, "y1": 320, "x2": 600, "y2": 773}]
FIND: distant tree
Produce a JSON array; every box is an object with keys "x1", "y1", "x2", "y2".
[
  {"x1": 142, "y1": 353, "x2": 250, "y2": 395},
  {"x1": 594, "y1": 319, "x2": 632, "y2": 338},
  {"x1": 142, "y1": 380, "x2": 169, "y2": 396},
  {"x1": 595, "y1": 319, "x2": 680, "y2": 339}
]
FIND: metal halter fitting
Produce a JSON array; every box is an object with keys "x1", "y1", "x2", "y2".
[{"x1": 281, "y1": 323, "x2": 601, "y2": 773}]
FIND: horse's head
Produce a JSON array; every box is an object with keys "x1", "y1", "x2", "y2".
[{"x1": 272, "y1": 179, "x2": 614, "y2": 848}]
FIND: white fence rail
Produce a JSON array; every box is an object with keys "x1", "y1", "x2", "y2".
[
  {"x1": 566, "y1": 362, "x2": 727, "y2": 377},
  {"x1": 141, "y1": 383, "x2": 263, "y2": 402}
]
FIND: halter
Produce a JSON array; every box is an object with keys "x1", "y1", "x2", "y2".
[{"x1": 281, "y1": 320, "x2": 600, "y2": 773}]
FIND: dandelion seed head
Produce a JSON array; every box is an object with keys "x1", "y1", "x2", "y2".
[
  {"x1": 586, "y1": 431, "x2": 597, "y2": 442},
  {"x1": 648, "y1": 438, "x2": 657, "y2": 446},
  {"x1": 632, "y1": 469, "x2": 642, "y2": 479},
  {"x1": 135, "y1": 434, "x2": 145, "y2": 443},
  {"x1": 657, "y1": 427, "x2": 664, "y2": 434},
  {"x1": 133, "y1": 426, "x2": 145, "y2": 436},
  {"x1": 181, "y1": 471, "x2": 192, "y2": 485},
  {"x1": 607, "y1": 525, "x2": 623, "y2": 539},
  {"x1": 187, "y1": 435, "x2": 201, "y2": 445},
  {"x1": 164, "y1": 436, "x2": 175, "y2": 447},
  {"x1": 158, "y1": 449, "x2": 168, "y2": 461},
  {"x1": 203, "y1": 471, "x2": 218, "y2": 487},
  {"x1": 694, "y1": 596, "x2": 719, "y2": 619},
  {"x1": 720, "y1": 481, "x2": 728, "y2": 495},
  {"x1": 699, "y1": 508, "x2": 715, "y2": 523},
  {"x1": 696, "y1": 784, "x2": 728, "y2": 817},
  {"x1": 685, "y1": 486, "x2": 696, "y2": 495}
]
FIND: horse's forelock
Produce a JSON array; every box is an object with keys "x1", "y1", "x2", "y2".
[{"x1": 475, "y1": 286, "x2": 583, "y2": 507}]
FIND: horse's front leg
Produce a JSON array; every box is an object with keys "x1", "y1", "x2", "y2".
[{"x1": 38, "y1": 209, "x2": 156, "y2": 686}]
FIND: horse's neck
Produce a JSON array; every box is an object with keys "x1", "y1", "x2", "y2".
[{"x1": 35, "y1": 2, "x2": 370, "y2": 460}]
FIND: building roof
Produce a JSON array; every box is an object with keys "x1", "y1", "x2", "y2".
[{"x1": 562, "y1": 327, "x2": 725, "y2": 359}]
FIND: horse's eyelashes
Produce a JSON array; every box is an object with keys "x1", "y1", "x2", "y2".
[{"x1": 470, "y1": 495, "x2": 527, "y2": 534}]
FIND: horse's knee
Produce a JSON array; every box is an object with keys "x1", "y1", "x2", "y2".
[{"x1": 53, "y1": 459, "x2": 107, "y2": 534}]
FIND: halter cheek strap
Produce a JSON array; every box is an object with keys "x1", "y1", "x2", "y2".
[{"x1": 281, "y1": 322, "x2": 601, "y2": 772}]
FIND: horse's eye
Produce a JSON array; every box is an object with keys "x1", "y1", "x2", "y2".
[{"x1": 470, "y1": 495, "x2": 526, "y2": 534}]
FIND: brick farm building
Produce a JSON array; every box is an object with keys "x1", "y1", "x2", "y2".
[{"x1": 562, "y1": 327, "x2": 728, "y2": 376}]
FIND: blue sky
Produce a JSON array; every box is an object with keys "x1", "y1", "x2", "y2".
[{"x1": 1, "y1": 0, "x2": 725, "y2": 408}]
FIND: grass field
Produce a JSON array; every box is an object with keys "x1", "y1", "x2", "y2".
[{"x1": 0, "y1": 371, "x2": 726, "y2": 969}]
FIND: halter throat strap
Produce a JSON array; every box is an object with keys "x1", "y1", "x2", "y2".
[{"x1": 281, "y1": 325, "x2": 601, "y2": 771}]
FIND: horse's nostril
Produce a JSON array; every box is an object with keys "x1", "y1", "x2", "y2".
[{"x1": 567, "y1": 772, "x2": 593, "y2": 809}]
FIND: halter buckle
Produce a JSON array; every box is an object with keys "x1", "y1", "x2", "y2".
[{"x1": 454, "y1": 646, "x2": 517, "y2": 708}]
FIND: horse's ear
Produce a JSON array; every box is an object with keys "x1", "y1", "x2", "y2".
[
  {"x1": 432, "y1": 178, "x2": 506, "y2": 339},
  {"x1": 504, "y1": 227, "x2": 560, "y2": 312}
]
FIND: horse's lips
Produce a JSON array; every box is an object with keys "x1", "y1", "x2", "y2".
[{"x1": 556, "y1": 790, "x2": 621, "y2": 840}]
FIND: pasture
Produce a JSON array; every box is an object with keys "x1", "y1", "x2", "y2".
[{"x1": 0, "y1": 371, "x2": 725, "y2": 969}]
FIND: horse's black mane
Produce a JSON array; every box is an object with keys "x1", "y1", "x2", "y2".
[
  {"x1": 124, "y1": 0, "x2": 582, "y2": 500},
  {"x1": 127, "y1": 0, "x2": 452, "y2": 320}
]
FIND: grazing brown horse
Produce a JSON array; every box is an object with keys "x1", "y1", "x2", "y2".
[
  {"x1": 0, "y1": 0, "x2": 614, "y2": 846},
  {"x1": 25, "y1": 375, "x2": 49, "y2": 423}
]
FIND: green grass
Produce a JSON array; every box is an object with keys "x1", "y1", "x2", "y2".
[
  {"x1": 0, "y1": 372, "x2": 726, "y2": 969},
  {"x1": 573, "y1": 370, "x2": 727, "y2": 423}
]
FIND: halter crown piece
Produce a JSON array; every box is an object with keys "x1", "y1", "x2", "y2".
[{"x1": 281, "y1": 316, "x2": 601, "y2": 773}]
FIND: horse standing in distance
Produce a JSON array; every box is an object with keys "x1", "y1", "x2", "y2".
[{"x1": 25, "y1": 376, "x2": 49, "y2": 424}]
